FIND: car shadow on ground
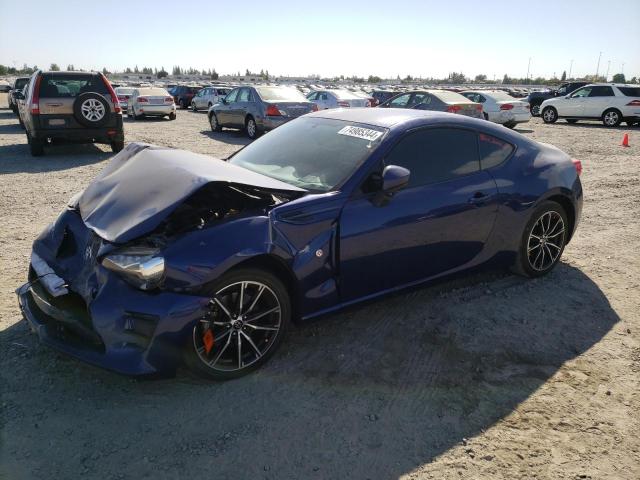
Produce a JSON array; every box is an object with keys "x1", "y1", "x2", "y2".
[
  {"x1": 200, "y1": 129, "x2": 251, "y2": 146},
  {"x1": 123, "y1": 116, "x2": 173, "y2": 123},
  {"x1": 0, "y1": 123, "x2": 25, "y2": 134},
  {"x1": 513, "y1": 127, "x2": 534, "y2": 133},
  {"x1": 0, "y1": 143, "x2": 110, "y2": 174},
  {"x1": 1, "y1": 263, "x2": 620, "y2": 479},
  {"x1": 561, "y1": 122, "x2": 637, "y2": 130},
  {"x1": 0, "y1": 110, "x2": 18, "y2": 119}
]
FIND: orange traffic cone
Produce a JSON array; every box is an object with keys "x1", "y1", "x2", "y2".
[{"x1": 622, "y1": 133, "x2": 630, "y2": 147}]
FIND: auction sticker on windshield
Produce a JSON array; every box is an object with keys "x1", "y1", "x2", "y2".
[{"x1": 337, "y1": 125, "x2": 383, "y2": 142}]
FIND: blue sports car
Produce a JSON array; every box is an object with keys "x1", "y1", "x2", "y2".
[{"x1": 17, "y1": 109, "x2": 583, "y2": 379}]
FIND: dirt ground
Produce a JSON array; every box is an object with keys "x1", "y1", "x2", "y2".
[{"x1": 0, "y1": 93, "x2": 638, "y2": 480}]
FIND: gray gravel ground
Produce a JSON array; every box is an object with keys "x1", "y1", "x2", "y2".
[{"x1": 1, "y1": 93, "x2": 639, "y2": 479}]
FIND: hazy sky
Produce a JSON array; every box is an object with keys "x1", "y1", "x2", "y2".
[{"x1": 1, "y1": 0, "x2": 638, "y2": 79}]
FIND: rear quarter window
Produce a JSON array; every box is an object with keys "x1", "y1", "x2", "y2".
[
  {"x1": 478, "y1": 133, "x2": 514, "y2": 169},
  {"x1": 618, "y1": 87, "x2": 640, "y2": 97}
]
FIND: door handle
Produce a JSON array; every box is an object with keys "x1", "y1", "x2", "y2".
[{"x1": 468, "y1": 192, "x2": 489, "y2": 204}]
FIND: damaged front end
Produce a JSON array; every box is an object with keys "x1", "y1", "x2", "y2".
[{"x1": 16, "y1": 143, "x2": 306, "y2": 375}]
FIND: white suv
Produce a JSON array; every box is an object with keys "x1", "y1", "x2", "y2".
[
  {"x1": 191, "y1": 86, "x2": 231, "y2": 111},
  {"x1": 541, "y1": 83, "x2": 640, "y2": 127}
]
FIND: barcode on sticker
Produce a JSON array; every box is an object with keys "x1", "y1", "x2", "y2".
[{"x1": 337, "y1": 126, "x2": 383, "y2": 142}]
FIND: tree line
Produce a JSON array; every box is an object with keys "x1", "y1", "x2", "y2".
[{"x1": 0, "y1": 63, "x2": 637, "y2": 85}]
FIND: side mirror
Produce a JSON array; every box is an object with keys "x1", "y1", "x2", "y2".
[{"x1": 382, "y1": 165, "x2": 410, "y2": 193}]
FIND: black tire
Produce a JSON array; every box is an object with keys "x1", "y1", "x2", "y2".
[
  {"x1": 504, "y1": 121, "x2": 516, "y2": 129},
  {"x1": 602, "y1": 108, "x2": 622, "y2": 127},
  {"x1": 73, "y1": 92, "x2": 110, "y2": 128},
  {"x1": 512, "y1": 200, "x2": 568, "y2": 278},
  {"x1": 185, "y1": 268, "x2": 291, "y2": 380},
  {"x1": 542, "y1": 106, "x2": 558, "y2": 124},
  {"x1": 179, "y1": 98, "x2": 186, "y2": 109},
  {"x1": 110, "y1": 140, "x2": 124, "y2": 153},
  {"x1": 245, "y1": 116, "x2": 259, "y2": 139},
  {"x1": 169, "y1": 112, "x2": 176, "y2": 120},
  {"x1": 566, "y1": 119, "x2": 578, "y2": 124},
  {"x1": 483, "y1": 112, "x2": 489, "y2": 121},
  {"x1": 530, "y1": 104, "x2": 541, "y2": 116},
  {"x1": 191, "y1": 101, "x2": 197, "y2": 111},
  {"x1": 27, "y1": 132, "x2": 44, "y2": 157},
  {"x1": 18, "y1": 115, "x2": 25, "y2": 129},
  {"x1": 209, "y1": 113, "x2": 222, "y2": 132}
]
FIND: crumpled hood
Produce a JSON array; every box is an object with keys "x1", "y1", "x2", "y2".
[{"x1": 79, "y1": 143, "x2": 305, "y2": 243}]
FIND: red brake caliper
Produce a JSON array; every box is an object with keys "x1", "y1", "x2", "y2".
[{"x1": 203, "y1": 329, "x2": 214, "y2": 354}]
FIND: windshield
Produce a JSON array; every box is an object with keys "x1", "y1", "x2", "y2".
[
  {"x1": 486, "y1": 91, "x2": 517, "y2": 101},
  {"x1": 116, "y1": 87, "x2": 135, "y2": 95},
  {"x1": 229, "y1": 117, "x2": 386, "y2": 192},
  {"x1": 255, "y1": 87, "x2": 307, "y2": 102},
  {"x1": 14, "y1": 78, "x2": 29, "y2": 90},
  {"x1": 433, "y1": 91, "x2": 469, "y2": 102}
]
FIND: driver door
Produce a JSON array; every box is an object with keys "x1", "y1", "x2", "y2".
[
  {"x1": 339, "y1": 127, "x2": 499, "y2": 301},
  {"x1": 216, "y1": 88, "x2": 238, "y2": 125},
  {"x1": 562, "y1": 86, "x2": 591, "y2": 117}
]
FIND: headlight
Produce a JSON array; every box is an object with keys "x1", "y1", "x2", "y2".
[{"x1": 102, "y1": 247, "x2": 165, "y2": 290}]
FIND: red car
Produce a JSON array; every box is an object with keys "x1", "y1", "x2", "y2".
[{"x1": 170, "y1": 85, "x2": 202, "y2": 109}]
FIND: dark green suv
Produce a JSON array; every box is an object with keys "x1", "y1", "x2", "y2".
[{"x1": 16, "y1": 71, "x2": 125, "y2": 156}]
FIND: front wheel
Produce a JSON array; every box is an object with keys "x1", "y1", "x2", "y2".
[
  {"x1": 209, "y1": 113, "x2": 222, "y2": 132},
  {"x1": 27, "y1": 132, "x2": 44, "y2": 157},
  {"x1": 191, "y1": 101, "x2": 197, "y2": 111},
  {"x1": 531, "y1": 104, "x2": 541, "y2": 116},
  {"x1": 542, "y1": 107, "x2": 558, "y2": 124},
  {"x1": 513, "y1": 201, "x2": 568, "y2": 278},
  {"x1": 186, "y1": 268, "x2": 291, "y2": 380},
  {"x1": 179, "y1": 99, "x2": 186, "y2": 109}
]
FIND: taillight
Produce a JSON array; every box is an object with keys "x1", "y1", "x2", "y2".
[
  {"x1": 99, "y1": 73, "x2": 121, "y2": 113},
  {"x1": 337, "y1": 101, "x2": 350, "y2": 108},
  {"x1": 447, "y1": 105, "x2": 462, "y2": 113},
  {"x1": 572, "y1": 158, "x2": 582, "y2": 176},
  {"x1": 265, "y1": 104, "x2": 281, "y2": 116},
  {"x1": 138, "y1": 97, "x2": 149, "y2": 103},
  {"x1": 31, "y1": 75, "x2": 42, "y2": 114},
  {"x1": 311, "y1": 104, "x2": 318, "y2": 112},
  {"x1": 164, "y1": 97, "x2": 174, "y2": 103},
  {"x1": 500, "y1": 104, "x2": 514, "y2": 110},
  {"x1": 117, "y1": 96, "x2": 127, "y2": 102},
  {"x1": 626, "y1": 100, "x2": 640, "y2": 106}
]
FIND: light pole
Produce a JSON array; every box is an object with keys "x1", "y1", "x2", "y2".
[
  {"x1": 605, "y1": 60, "x2": 611, "y2": 81},
  {"x1": 595, "y1": 51, "x2": 602, "y2": 79},
  {"x1": 526, "y1": 57, "x2": 531, "y2": 82},
  {"x1": 569, "y1": 59, "x2": 573, "y2": 79},
  {"x1": 622, "y1": 62, "x2": 625, "y2": 74}
]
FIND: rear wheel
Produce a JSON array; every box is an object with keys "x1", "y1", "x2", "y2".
[
  {"x1": 27, "y1": 132, "x2": 44, "y2": 157},
  {"x1": 513, "y1": 200, "x2": 568, "y2": 278},
  {"x1": 531, "y1": 104, "x2": 541, "y2": 116},
  {"x1": 186, "y1": 268, "x2": 290, "y2": 380},
  {"x1": 169, "y1": 112, "x2": 176, "y2": 120},
  {"x1": 504, "y1": 121, "x2": 517, "y2": 129},
  {"x1": 110, "y1": 140, "x2": 124, "y2": 153},
  {"x1": 246, "y1": 116, "x2": 258, "y2": 139},
  {"x1": 179, "y1": 98, "x2": 186, "y2": 109},
  {"x1": 191, "y1": 101, "x2": 197, "y2": 111},
  {"x1": 602, "y1": 109, "x2": 622, "y2": 127},
  {"x1": 542, "y1": 107, "x2": 558, "y2": 124}
]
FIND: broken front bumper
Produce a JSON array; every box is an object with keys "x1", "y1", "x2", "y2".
[{"x1": 17, "y1": 229, "x2": 211, "y2": 376}]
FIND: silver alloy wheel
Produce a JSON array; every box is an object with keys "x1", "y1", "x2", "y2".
[
  {"x1": 209, "y1": 114, "x2": 218, "y2": 130},
  {"x1": 543, "y1": 108, "x2": 556, "y2": 122},
  {"x1": 531, "y1": 104, "x2": 540, "y2": 116},
  {"x1": 527, "y1": 211, "x2": 565, "y2": 271},
  {"x1": 603, "y1": 111, "x2": 619, "y2": 126},
  {"x1": 80, "y1": 98, "x2": 106, "y2": 122},
  {"x1": 193, "y1": 281, "x2": 282, "y2": 372},
  {"x1": 247, "y1": 118, "x2": 256, "y2": 138}
]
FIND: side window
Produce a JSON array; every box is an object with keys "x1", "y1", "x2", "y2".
[
  {"x1": 225, "y1": 89, "x2": 239, "y2": 103},
  {"x1": 307, "y1": 92, "x2": 318, "y2": 100},
  {"x1": 388, "y1": 93, "x2": 411, "y2": 107},
  {"x1": 409, "y1": 93, "x2": 430, "y2": 106},
  {"x1": 385, "y1": 128, "x2": 480, "y2": 188},
  {"x1": 478, "y1": 133, "x2": 514, "y2": 169},
  {"x1": 319, "y1": 93, "x2": 328, "y2": 101},
  {"x1": 571, "y1": 87, "x2": 592, "y2": 98},
  {"x1": 588, "y1": 86, "x2": 614, "y2": 97},
  {"x1": 238, "y1": 88, "x2": 252, "y2": 102}
]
